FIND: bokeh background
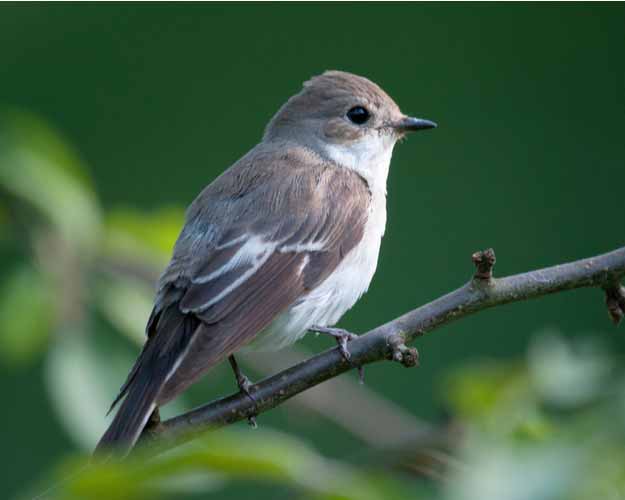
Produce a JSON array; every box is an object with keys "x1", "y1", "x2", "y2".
[{"x1": 1, "y1": 3, "x2": 624, "y2": 499}]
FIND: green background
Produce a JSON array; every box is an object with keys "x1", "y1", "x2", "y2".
[{"x1": 1, "y1": 3, "x2": 624, "y2": 498}]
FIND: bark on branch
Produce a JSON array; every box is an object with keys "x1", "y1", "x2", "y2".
[{"x1": 141, "y1": 246, "x2": 625, "y2": 456}]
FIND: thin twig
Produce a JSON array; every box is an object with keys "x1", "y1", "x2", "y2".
[
  {"x1": 245, "y1": 348, "x2": 436, "y2": 448},
  {"x1": 140, "y1": 246, "x2": 625, "y2": 455}
]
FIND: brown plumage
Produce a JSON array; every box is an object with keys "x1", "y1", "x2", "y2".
[
  {"x1": 95, "y1": 70, "x2": 436, "y2": 456},
  {"x1": 97, "y1": 146, "x2": 370, "y2": 454}
]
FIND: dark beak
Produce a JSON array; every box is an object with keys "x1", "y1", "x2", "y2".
[{"x1": 394, "y1": 116, "x2": 437, "y2": 132}]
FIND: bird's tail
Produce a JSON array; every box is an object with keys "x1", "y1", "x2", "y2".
[
  {"x1": 94, "y1": 307, "x2": 199, "y2": 458},
  {"x1": 94, "y1": 370, "x2": 161, "y2": 457}
]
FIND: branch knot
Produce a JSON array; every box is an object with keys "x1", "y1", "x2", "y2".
[
  {"x1": 604, "y1": 284, "x2": 625, "y2": 325},
  {"x1": 388, "y1": 337, "x2": 419, "y2": 368},
  {"x1": 472, "y1": 248, "x2": 496, "y2": 280}
]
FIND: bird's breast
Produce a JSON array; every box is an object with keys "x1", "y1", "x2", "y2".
[{"x1": 245, "y1": 188, "x2": 387, "y2": 352}]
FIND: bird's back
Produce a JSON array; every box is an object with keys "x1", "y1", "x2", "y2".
[{"x1": 151, "y1": 143, "x2": 373, "y2": 403}]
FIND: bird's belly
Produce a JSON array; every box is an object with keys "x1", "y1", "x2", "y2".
[{"x1": 244, "y1": 196, "x2": 386, "y2": 352}]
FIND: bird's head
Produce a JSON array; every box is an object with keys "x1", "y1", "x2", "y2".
[{"x1": 264, "y1": 70, "x2": 436, "y2": 182}]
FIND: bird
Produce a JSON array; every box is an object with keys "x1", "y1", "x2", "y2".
[{"x1": 95, "y1": 70, "x2": 436, "y2": 456}]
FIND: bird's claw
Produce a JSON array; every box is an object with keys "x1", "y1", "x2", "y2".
[
  {"x1": 310, "y1": 326, "x2": 365, "y2": 382},
  {"x1": 336, "y1": 332, "x2": 358, "y2": 360},
  {"x1": 311, "y1": 326, "x2": 357, "y2": 360},
  {"x1": 229, "y1": 355, "x2": 259, "y2": 427},
  {"x1": 236, "y1": 372, "x2": 253, "y2": 395},
  {"x1": 236, "y1": 374, "x2": 259, "y2": 427}
]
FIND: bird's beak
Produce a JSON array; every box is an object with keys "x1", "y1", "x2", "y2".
[{"x1": 394, "y1": 116, "x2": 437, "y2": 132}]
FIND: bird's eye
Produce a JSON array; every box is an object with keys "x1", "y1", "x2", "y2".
[{"x1": 346, "y1": 106, "x2": 370, "y2": 125}]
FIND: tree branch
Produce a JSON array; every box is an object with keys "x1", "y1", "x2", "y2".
[{"x1": 141, "y1": 246, "x2": 625, "y2": 455}]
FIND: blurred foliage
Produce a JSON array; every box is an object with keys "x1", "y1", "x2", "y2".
[
  {"x1": 448, "y1": 331, "x2": 625, "y2": 500},
  {"x1": 0, "y1": 112, "x2": 174, "y2": 370},
  {"x1": 2, "y1": 110, "x2": 624, "y2": 500},
  {"x1": 443, "y1": 333, "x2": 625, "y2": 500},
  {"x1": 96, "y1": 274, "x2": 157, "y2": 344},
  {"x1": 32, "y1": 429, "x2": 414, "y2": 500},
  {"x1": 0, "y1": 111, "x2": 100, "y2": 250},
  {"x1": 0, "y1": 263, "x2": 53, "y2": 365},
  {"x1": 26, "y1": 330, "x2": 625, "y2": 500},
  {"x1": 1, "y1": 4, "x2": 624, "y2": 499},
  {"x1": 103, "y1": 207, "x2": 184, "y2": 270}
]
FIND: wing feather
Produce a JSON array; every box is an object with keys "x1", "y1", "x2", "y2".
[{"x1": 116, "y1": 147, "x2": 372, "y2": 408}]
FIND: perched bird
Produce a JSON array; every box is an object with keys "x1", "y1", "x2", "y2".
[{"x1": 96, "y1": 70, "x2": 436, "y2": 455}]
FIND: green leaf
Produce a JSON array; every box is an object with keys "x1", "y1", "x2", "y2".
[
  {"x1": 103, "y1": 207, "x2": 184, "y2": 269},
  {"x1": 44, "y1": 429, "x2": 407, "y2": 500},
  {"x1": 442, "y1": 358, "x2": 555, "y2": 441},
  {"x1": 96, "y1": 275, "x2": 155, "y2": 345},
  {"x1": 443, "y1": 360, "x2": 527, "y2": 418},
  {"x1": 45, "y1": 325, "x2": 188, "y2": 450},
  {"x1": 445, "y1": 438, "x2": 580, "y2": 500},
  {"x1": 45, "y1": 329, "x2": 131, "y2": 450},
  {"x1": 528, "y1": 331, "x2": 611, "y2": 409},
  {"x1": 0, "y1": 264, "x2": 53, "y2": 366},
  {"x1": 0, "y1": 111, "x2": 101, "y2": 250}
]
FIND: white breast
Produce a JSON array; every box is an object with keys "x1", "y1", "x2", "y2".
[
  {"x1": 246, "y1": 134, "x2": 395, "y2": 352},
  {"x1": 247, "y1": 191, "x2": 386, "y2": 352}
]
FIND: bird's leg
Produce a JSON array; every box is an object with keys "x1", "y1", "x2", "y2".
[
  {"x1": 228, "y1": 355, "x2": 258, "y2": 428},
  {"x1": 310, "y1": 326, "x2": 357, "y2": 360},
  {"x1": 309, "y1": 326, "x2": 365, "y2": 383}
]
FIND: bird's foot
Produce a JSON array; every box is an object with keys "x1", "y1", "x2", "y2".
[
  {"x1": 311, "y1": 326, "x2": 357, "y2": 359},
  {"x1": 310, "y1": 326, "x2": 365, "y2": 383},
  {"x1": 228, "y1": 355, "x2": 258, "y2": 428},
  {"x1": 388, "y1": 338, "x2": 420, "y2": 368}
]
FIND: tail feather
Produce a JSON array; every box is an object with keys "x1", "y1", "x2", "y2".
[
  {"x1": 94, "y1": 307, "x2": 199, "y2": 457},
  {"x1": 94, "y1": 375, "x2": 159, "y2": 456}
]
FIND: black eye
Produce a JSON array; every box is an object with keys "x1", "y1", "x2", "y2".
[{"x1": 346, "y1": 106, "x2": 370, "y2": 125}]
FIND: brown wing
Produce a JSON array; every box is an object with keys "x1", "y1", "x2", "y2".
[
  {"x1": 114, "y1": 147, "x2": 371, "y2": 409},
  {"x1": 156, "y1": 162, "x2": 370, "y2": 402},
  {"x1": 100, "y1": 148, "x2": 371, "y2": 454}
]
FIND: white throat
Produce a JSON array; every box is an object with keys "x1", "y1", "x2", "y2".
[{"x1": 320, "y1": 134, "x2": 396, "y2": 194}]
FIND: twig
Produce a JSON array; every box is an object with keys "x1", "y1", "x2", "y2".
[
  {"x1": 140, "y1": 246, "x2": 625, "y2": 455},
  {"x1": 243, "y1": 347, "x2": 436, "y2": 448},
  {"x1": 471, "y1": 248, "x2": 496, "y2": 280},
  {"x1": 605, "y1": 283, "x2": 625, "y2": 325}
]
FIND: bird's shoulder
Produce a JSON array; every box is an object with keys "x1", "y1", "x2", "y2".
[
  {"x1": 190, "y1": 142, "x2": 370, "y2": 218},
  {"x1": 157, "y1": 143, "x2": 371, "y2": 295}
]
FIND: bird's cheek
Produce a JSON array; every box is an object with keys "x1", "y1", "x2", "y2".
[{"x1": 323, "y1": 118, "x2": 363, "y2": 143}]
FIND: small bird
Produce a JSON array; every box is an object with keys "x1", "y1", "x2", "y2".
[{"x1": 96, "y1": 70, "x2": 436, "y2": 455}]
